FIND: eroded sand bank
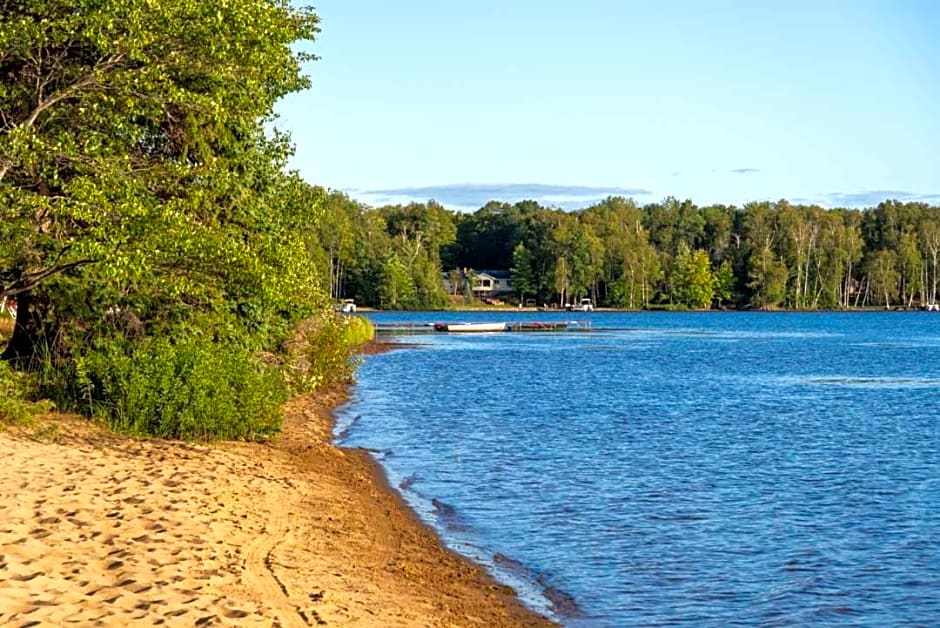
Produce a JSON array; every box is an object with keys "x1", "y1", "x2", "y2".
[{"x1": 0, "y1": 386, "x2": 555, "y2": 627}]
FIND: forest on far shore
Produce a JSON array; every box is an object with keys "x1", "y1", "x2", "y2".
[{"x1": 311, "y1": 194, "x2": 940, "y2": 311}]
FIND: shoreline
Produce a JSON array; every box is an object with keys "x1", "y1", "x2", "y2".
[
  {"x1": 0, "y1": 346, "x2": 555, "y2": 626},
  {"x1": 359, "y1": 306, "x2": 929, "y2": 313},
  {"x1": 341, "y1": 341, "x2": 580, "y2": 622}
]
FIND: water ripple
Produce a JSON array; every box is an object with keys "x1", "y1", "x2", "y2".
[{"x1": 341, "y1": 312, "x2": 940, "y2": 625}]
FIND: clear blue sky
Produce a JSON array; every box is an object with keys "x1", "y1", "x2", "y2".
[{"x1": 276, "y1": 1, "x2": 940, "y2": 210}]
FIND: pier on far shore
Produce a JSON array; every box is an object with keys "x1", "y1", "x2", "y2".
[{"x1": 373, "y1": 320, "x2": 593, "y2": 335}]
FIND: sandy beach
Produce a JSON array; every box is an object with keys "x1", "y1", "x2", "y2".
[{"x1": 0, "y1": 374, "x2": 555, "y2": 626}]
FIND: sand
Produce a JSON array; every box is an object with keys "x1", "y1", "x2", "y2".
[{"x1": 0, "y1": 386, "x2": 556, "y2": 626}]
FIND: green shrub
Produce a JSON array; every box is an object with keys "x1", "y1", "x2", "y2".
[
  {"x1": 0, "y1": 361, "x2": 51, "y2": 425},
  {"x1": 84, "y1": 335, "x2": 287, "y2": 441},
  {"x1": 9, "y1": 307, "x2": 366, "y2": 440},
  {"x1": 283, "y1": 312, "x2": 365, "y2": 393},
  {"x1": 342, "y1": 315, "x2": 375, "y2": 347}
]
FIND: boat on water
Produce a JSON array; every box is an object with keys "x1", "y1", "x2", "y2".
[{"x1": 433, "y1": 322, "x2": 507, "y2": 332}]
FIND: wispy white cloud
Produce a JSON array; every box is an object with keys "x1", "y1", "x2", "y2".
[
  {"x1": 821, "y1": 190, "x2": 940, "y2": 208},
  {"x1": 730, "y1": 168, "x2": 760, "y2": 175},
  {"x1": 348, "y1": 183, "x2": 653, "y2": 211},
  {"x1": 345, "y1": 184, "x2": 940, "y2": 211}
]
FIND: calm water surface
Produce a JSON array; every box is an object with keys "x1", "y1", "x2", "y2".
[{"x1": 335, "y1": 312, "x2": 940, "y2": 626}]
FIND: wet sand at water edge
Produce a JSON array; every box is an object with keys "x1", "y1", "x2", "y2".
[{"x1": 0, "y1": 352, "x2": 555, "y2": 626}]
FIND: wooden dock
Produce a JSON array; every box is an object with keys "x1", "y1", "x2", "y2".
[{"x1": 374, "y1": 320, "x2": 592, "y2": 335}]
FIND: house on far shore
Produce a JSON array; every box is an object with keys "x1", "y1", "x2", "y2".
[
  {"x1": 473, "y1": 270, "x2": 514, "y2": 298},
  {"x1": 442, "y1": 269, "x2": 515, "y2": 299}
]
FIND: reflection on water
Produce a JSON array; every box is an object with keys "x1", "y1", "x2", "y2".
[{"x1": 338, "y1": 312, "x2": 940, "y2": 626}]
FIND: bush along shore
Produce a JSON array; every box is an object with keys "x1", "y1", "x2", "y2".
[{"x1": 0, "y1": 311, "x2": 374, "y2": 439}]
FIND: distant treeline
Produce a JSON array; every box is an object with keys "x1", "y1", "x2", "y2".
[{"x1": 312, "y1": 194, "x2": 940, "y2": 310}]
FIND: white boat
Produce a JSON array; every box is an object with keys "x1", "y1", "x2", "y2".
[
  {"x1": 565, "y1": 298, "x2": 594, "y2": 312},
  {"x1": 434, "y1": 322, "x2": 507, "y2": 332},
  {"x1": 333, "y1": 299, "x2": 356, "y2": 313}
]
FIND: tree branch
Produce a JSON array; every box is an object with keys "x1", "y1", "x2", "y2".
[
  {"x1": 0, "y1": 53, "x2": 126, "y2": 183},
  {"x1": 0, "y1": 259, "x2": 97, "y2": 299}
]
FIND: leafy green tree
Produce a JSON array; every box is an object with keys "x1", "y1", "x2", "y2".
[
  {"x1": 313, "y1": 190, "x2": 360, "y2": 301},
  {"x1": 569, "y1": 223, "x2": 604, "y2": 301},
  {"x1": 897, "y1": 233, "x2": 922, "y2": 307},
  {"x1": 700, "y1": 205, "x2": 737, "y2": 264},
  {"x1": 740, "y1": 201, "x2": 783, "y2": 307},
  {"x1": 811, "y1": 210, "x2": 854, "y2": 308},
  {"x1": 412, "y1": 253, "x2": 447, "y2": 309},
  {"x1": 643, "y1": 197, "x2": 704, "y2": 256},
  {"x1": 713, "y1": 259, "x2": 735, "y2": 308},
  {"x1": 380, "y1": 201, "x2": 454, "y2": 309},
  {"x1": 643, "y1": 249, "x2": 664, "y2": 308},
  {"x1": 379, "y1": 256, "x2": 417, "y2": 310},
  {"x1": 671, "y1": 244, "x2": 714, "y2": 309},
  {"x1": 454, "y1": 201, "x2": 522, "y2": 270},
  {"x1": 345, "y1": 209, "x2": 392, "y2": 308},
  {"x1": 463, "y1": 268, "x2": 479, "y2": 303},
  {"x1": 581, "y1": 197, "x2": 661, "y2": 308},
  {"x1": 516, "y1": 206, "x2": 562, "y2": 304},
  {"x1": 688, "y1": 249, "x2": 716, "y2": 309},
  {"x1": 669, "y1": 244, "x2": 692, "y2": 306},
  {"x1": 446, "y1": 269, "x2": 462, "y2": 296},
  {"x1": 862, "y1": 200, "x2": 922, "y2": 252},
  {"x1": 1, "y1": 0, "x2": 320, "y2": 360},
  {"x1": 747, "y1": 247, "x2": 788, "y2": 309},
  {"x1": 920, "y1": 217, "x2": 940, "y2": 305},
  {"x1": 579, "y1": 196, "x2": 642, "y2": 305},
  {"x1": 553, "y1": 256, "x2": 570, "y2": 306},
  {"x1": 777, "y1": 202, "x2": 817, "y2": 309},
  {"x1": 866, "y1": 249, "x2": 899, "y2": 308},
  {"x1": 511, "y1": 243, "x2": 536, "y2": 303},
  {"x1": 619, "y1": 237, "x2": 661, "y2": 309},
  {"x1": 551, "y1": 216, "x2": 602, "y2": 302}
]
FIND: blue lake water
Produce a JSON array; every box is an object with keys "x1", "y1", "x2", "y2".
[{"x1": 335, "y1": 312, "x2": 940, "y2": 626}]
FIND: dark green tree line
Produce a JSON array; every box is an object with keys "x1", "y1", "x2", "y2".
[{"x1": 312, "y1": 193, "x2": 940, "y2": 311}]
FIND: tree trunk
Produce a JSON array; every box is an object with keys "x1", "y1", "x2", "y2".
[
  {"x1": 629, "y1": 268, "x2": 635, "y2": 309},
  {"x1": 845, "y1": 261, "x2": 854, "y2": 308},
  {"x1": 1, "y1": 290, "x2": 46, "y2": 364}
]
